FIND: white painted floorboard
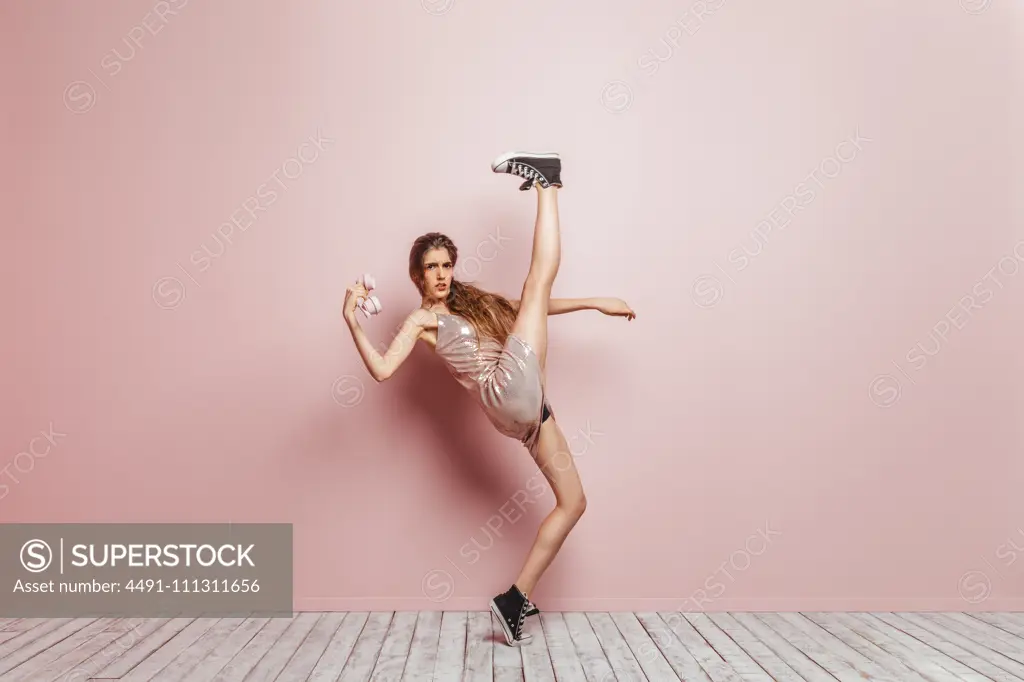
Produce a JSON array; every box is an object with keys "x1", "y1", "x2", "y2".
[{"x1": 1, "y1": 612, "x2": 1022, "y2": 681}]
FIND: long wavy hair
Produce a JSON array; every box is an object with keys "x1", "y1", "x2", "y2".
[{"x1": 409, "y1": 232, "x2": 517, "y2": 344}]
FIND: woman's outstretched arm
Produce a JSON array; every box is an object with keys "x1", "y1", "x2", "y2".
[
  {"x1": 510, "y1": 297, "x2": 635, "y2": 319},
  {"x1": 345, "y1": 305, "x2": 430, "y2": 383},
  {"x1": 510, "y1": 297, "x2": 591, "y2": 314}
]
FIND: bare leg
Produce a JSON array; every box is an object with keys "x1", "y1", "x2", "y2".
[
  {"x1": 514, "y1": 417, "x2": 586, "y2": 595},
  {"x1": 509, "y1": 184, "x2": 560, "y2": 372}
]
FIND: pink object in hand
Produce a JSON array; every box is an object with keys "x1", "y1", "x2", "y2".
[{"x1": 356, "y1": 273, "x2": 382, "y2": 318}]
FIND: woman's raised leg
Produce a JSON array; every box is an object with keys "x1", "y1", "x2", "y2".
[
  {"x1": 510, "y1": 183, "x2": 560, "y2": 373},
  {"x1": 491, "y1": 151, "x2": 563, "y2": 373}
]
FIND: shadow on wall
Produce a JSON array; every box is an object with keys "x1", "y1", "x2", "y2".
[{"x1": 389, "y1": 341, "x2": 518, "y2": 504}]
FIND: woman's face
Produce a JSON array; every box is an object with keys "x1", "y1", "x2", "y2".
[{"x1": 421, "y1": 247, "x2": 454, "y2": 301}]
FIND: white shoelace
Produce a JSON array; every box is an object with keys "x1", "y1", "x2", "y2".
[{"x1": 512, "y1": 163, "x2": 539, "y2": 181}]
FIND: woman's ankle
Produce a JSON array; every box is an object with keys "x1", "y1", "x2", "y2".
[{"x1": 514, "y1": 579, "x2": 535, "y2": 596}]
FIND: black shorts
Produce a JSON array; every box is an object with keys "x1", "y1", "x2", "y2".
[{"x1": 541, "y1": 402, "x2": 551, "y2": 423}]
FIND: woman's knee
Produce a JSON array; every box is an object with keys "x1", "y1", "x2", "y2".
[
  {"x1": 521, "y1": 273, "x2": 554, "y2": 302},
  {"x1": 559, "y1": 491, "x2": 587, "y2": 521}
]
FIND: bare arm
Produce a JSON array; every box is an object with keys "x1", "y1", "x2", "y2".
[
  {"x1": 510, "y1": 297, "x2": 634, "y2": 317},
  {"x1": 509, "y1": 297, "x2": 594, "y2": 315},
  {"x1": 346, "y1": 308, "x2": 430, "y2": 382}
]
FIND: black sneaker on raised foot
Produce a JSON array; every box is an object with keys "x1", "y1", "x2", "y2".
[
  {"x1": 491, "y1": 152, "x2": 562, "y2": 191},
  {"x1": 490, "y1": 583, "x2": 532, "y2": 646}
]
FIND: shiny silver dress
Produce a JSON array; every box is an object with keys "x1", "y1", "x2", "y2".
[{"x1": 434, "y1": 313, "x2": 552, "y2": 456}]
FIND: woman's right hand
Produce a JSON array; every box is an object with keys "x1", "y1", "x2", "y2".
[{"x1": 343, "y1": 282, "x2": 369, "y2": 322}]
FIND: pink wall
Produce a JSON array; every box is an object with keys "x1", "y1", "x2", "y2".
[{"x1": 3, "y1": 0, "x2": 1022, "y2": 612}]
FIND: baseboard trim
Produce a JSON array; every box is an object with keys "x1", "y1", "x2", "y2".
[{"x1": 291, "y1": 597, "x2": 1024, "y2": 612}]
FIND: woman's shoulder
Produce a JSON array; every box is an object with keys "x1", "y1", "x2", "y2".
[{"x1": 409, "y1": 307, "x2": 440, "y2": 330}]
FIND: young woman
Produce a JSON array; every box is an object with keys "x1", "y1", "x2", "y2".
[{"x1": 343, "y1": 152, "x2": 636, "y2": 645}]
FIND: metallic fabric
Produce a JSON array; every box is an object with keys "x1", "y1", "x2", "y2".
[{"x1": 434, "y1": 313, "x2": 551, "y2": 455}]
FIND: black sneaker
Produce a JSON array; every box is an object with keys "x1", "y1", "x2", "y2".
[
  {"x1": 524, "y1": 599, "x2": 539, "y2": 618},
  {"x1": 490, "y1": 584, "x2": 532, "y2": 646},
  {"x1": 491, "y1": 152, "x2": 562, "y2": 190}
]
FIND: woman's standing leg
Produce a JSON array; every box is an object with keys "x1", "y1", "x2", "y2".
[{"x1": 513, "y1": 418, "x2": 587, "y2": 596}]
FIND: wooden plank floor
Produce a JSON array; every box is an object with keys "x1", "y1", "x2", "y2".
[{"x1": 1, "y1": 612, "x2": 1023, "y2": 681}]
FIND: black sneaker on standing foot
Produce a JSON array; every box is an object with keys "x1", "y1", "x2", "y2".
[
  {"x1": 490, "y1": 584, "x2": 532, "y2": 646},
  {"x1": 491, "y1": 152, "x2": 562, "y2": 190}
]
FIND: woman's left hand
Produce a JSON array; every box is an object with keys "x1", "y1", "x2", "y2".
[{"x1": 596, "y1": 297, "x2": 636, "y2": 320}]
